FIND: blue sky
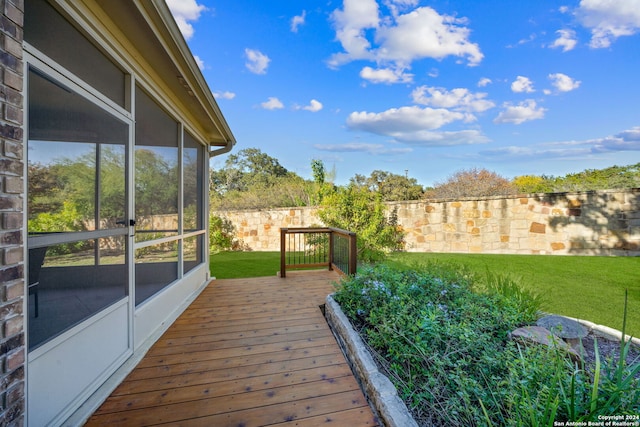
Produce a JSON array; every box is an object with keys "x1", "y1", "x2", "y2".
[{"x1": 167, "y1": 0, "x2": 640, "y2": 187}]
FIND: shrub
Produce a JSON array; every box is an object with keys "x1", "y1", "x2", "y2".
[
  {"x1": 209, "y1": 214, "x2": 246, "y2": 253},
  {"x1": 317, "y1": 185, "x2": 404, "y2": 262},
  {"x1": 333, "y1": 264, "x2": 640, "y2": 425}
]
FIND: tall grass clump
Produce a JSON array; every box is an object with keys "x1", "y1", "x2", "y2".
[{"x1": 333, "y1": 263, "x2": 640, "y2": 426}]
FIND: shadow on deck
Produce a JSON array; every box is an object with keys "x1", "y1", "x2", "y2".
[{"x1": 85, "y1": 270, "x2": 379, "y2": 426}]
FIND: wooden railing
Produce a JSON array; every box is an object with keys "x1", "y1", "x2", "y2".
[{"x1": 280, "y1": 227, "x2": 357, "y2": 278}]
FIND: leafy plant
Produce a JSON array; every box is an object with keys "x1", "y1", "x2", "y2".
[
  {"x1": 317, "y1": 185, "x2": 404, "y2": 262},
  {"x1": 333, "y1": 264, "x2": 640, "y2": 426}
]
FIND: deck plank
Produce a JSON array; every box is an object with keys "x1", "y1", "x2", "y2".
[{"x1": 85, "y1": 270, "x2": 379, "y2": 426}]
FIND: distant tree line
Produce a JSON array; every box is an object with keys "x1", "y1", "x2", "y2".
[
  {"x1": 211, "y1": 148, "x2": 640, "y2": 209},
  {"x1": 210, "y1": 149, "x2": 640, "y2": 257}
]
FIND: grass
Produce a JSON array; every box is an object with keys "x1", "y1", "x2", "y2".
[
  {"x1": 386, "y1": 252, "x2": 640, "y2": 339},
  {"x1": 210, "y1": 251, "x2": 282, "y2": 278},
  {"x1": 210, "y1": 250, "x2": 640, "y2": 338}
]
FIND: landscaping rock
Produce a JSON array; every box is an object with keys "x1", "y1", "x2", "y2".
[
  {"x1": 537, "y1": 315, "x2": 588, "y2": 353},
  {"x1": 510, "y1": 326, "x2": 581, "y2": 360},
  {"x1": 536, "y1": 315, "x2": 588, "y2": 340}
]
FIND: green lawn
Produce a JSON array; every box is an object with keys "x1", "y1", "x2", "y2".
[{"x1": 210, "y1": 251, "x2": 640, "y2": 338}]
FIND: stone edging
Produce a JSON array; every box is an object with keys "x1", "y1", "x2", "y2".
[
  {"x1": 569, "y1": 316, "x2": 640, "y2": 348},
  {"x1": 324, "y1": 294, "x2": 418, "y2": 427}
]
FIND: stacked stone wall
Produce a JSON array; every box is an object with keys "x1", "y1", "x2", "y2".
[
  {"x1": 215, "y1": 189, "x2": 640, "y2": 256},
  {"x1": 0, "y1": 1, "x2": 24, "y2": 425}
]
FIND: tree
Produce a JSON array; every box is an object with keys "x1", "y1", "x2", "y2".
[
  {"x1": 427, "y1": 168, "x2": 516, "y2": 199},
  {"x1": 210, "y1": 148, "x2": 289, "y2": 194},
  {"x1": 350, "y1": 170, "x2": 424, "y2": 201}
]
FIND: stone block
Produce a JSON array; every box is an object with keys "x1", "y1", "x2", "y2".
[
  {"x1": 550, "y1": 242, "x2": 565, "y2": 251},
  {"x1": 529, "y1": 222, "x2": 546, "y2": 234}
]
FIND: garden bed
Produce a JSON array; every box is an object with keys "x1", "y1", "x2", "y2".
[{"x1": 327, "y1": 264, "x2": 640, "y2": 426}]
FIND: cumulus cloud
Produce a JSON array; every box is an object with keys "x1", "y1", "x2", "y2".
[
  {"x1": 550, "y1": 29, "x2": 578, "y2": 52},
  {"x1": 301, "y1": 99, "x2": 323, "y2": 112},
  {"x1": 345, "y1": 105, "x2": 488, "y2": 145},
  {"x1": 213, "y1": 91, "x2": 236, "y2": 100},
  {"x1": 245, "y1": 49, "x2": 271, "y2": 74},
  {"x1": 329, "y1": 0, "x2": 380, "y2": 65},
  {"x1": 313, "y1": 142, "x2": 413, "y2": 155},
  {"x1": 494, "y1": 100, "x2": 546, "y2": 124},
  {"x1": 360, "y1": 66, "x2": 413, "y2": 84},
  {"x1": 577, "y1": 0, "x2": 640, "y2": 48},
  {"x1": 477, "y1": 77, "x2": 492, "y2": 87},
  {"x1": 166, "y1": 0, "x2": 206, "y2": 40},
  {"x1": 328, "y1": 1, "x2": 483, "y2": 79},
  {"x1": 260, "y1": 97, "x2": 284, "y2": 110},
  {"x1": 511, "y1": 76, "x2": 535, "y2": 93},
  {"x1": 291, "y1": 10, "x2": 306, "y2": 32},
  {"x1": 411, "y1": 86, "x2": 495, "y2": 114},
  {"x1": 548, "y1": 73, "x2": 581, "y2": 92}
]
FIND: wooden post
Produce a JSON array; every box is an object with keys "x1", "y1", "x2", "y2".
[
  {"x1": 349, "y1": 232, "x2": 357, "y2": 275},
  {"x1": 328, "y1": 230, "x2": 334, "y2": 271},
  {"x1": 280, "y1": 228, "x2": 287, "y2": 278}
]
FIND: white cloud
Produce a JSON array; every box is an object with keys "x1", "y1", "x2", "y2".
[
  {"x1": 577, "y1": 0, "x2": 640, "y2": 48},
  {"x1": 193, "y1": 55, "x2": 204, "y2": 70},
  {"x1": 328, "y1": 1, "x2": 483, "y2": 76},
  {"x1": 359, "y1": 66, "x2": 413, "y2": 84},
  {"x1": 550, "y1": 29, "x2": 578, "y2": 52},
  {"x1": 347, "y1": 106, "x2": 464, "y2": 133},
  {"x1": 313, "y1": 142, "x2": 413, "y2": 155},
  {"x1": 345, "y1": 105, "x2": 488, "y2": 145},
  {"x1": 260, "y1": 97, "x2": 284, "y2": 110},
  {"x1": 166, "y1": 0, "x2": 207, "y2": 40},
  {"x1": 244, "y1": 49, "x2": 271, "y2": 74},
  {"x1": 291, "y1": 10, "x2": 306, "y2": 32},
  {"x1": 328, "y1": 0, "x2": 380, "y2": 66},
  {"x1": 302, "y1": 99, "x2": 323, "y2": 112},
  {"x1": 548, "y1": 73, "x2": 581, "y2": 92},
  {"x1": 213, "y1": 91, "x2": 236, "y2": 100},
  {"x1": 477, "y1": 77, "x2": 492, "y2": 87},
  {"x1": 494, "y1": 100, "x2": 546, "y2": 125},
  {"x1": 411, "y1": 86, "x2": 495, "y2": 113},
  {"x1": 375, "y1": 7, "x2": 483, "y2": 66},
  {"x1": 511, "y1": 76, "x2": 535, "y2": 93}
]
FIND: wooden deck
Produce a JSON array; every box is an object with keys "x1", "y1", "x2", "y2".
[{"x1": 85, "y1": 270, "x2": 380, "y2": 426}]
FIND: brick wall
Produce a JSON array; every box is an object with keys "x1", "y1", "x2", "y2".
[
  {"x1": 215, "y1": 189, "x2": 640, "y2": 256},
  {"x1": 0, "y1": 0, "x2": 24, "y2": 425}
]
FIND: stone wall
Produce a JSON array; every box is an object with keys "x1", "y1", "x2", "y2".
[
  {"x1": 0, "y1": 1, "x2": 25, "y2": 425},
  {"x1": 215, "y1": 189, "x2": 640, "y2": 256}
]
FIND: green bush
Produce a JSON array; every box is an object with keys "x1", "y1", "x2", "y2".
[
  {"x1": 209, "y1": 214, "x2": 246, "y2": 253},
  {"x1": 333, "y1": 264, "x2": 640, "y2": 425},
  {"x1": 317, "y1": 185, "x2": 404, "y2": 262}
]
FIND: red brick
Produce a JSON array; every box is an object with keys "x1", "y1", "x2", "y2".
[
  {"x1": 4, "y1": 315, "x2": 21, "y2": 337},
  {"x1": 3, "y1": 246, "x2": 21, "y2": 264},
  {"x1": 4, "y1": 176, "x2": 21, "y2": 193},
  {"x1": 1, "y1": 212, "x2": 22, "y2": 229},
  {"x1": 5, "y1": 348, "x2": 23, "y2": 372}
]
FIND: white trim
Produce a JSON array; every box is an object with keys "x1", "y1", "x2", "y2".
[
  {"x1": 24, "y1": 43, "x2": 132, "y2": 122},
  {"x1": 62, "y1": 269, "x2": 210, "y2": 426}
]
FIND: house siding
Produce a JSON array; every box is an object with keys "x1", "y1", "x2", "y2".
[{"x1": 0, "y1": 0, "x2": 25, "y2": 425}]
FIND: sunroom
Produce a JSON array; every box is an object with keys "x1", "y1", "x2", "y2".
[{"x1": 24, "y1": 0, "x2": 235, "y2": 425}]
